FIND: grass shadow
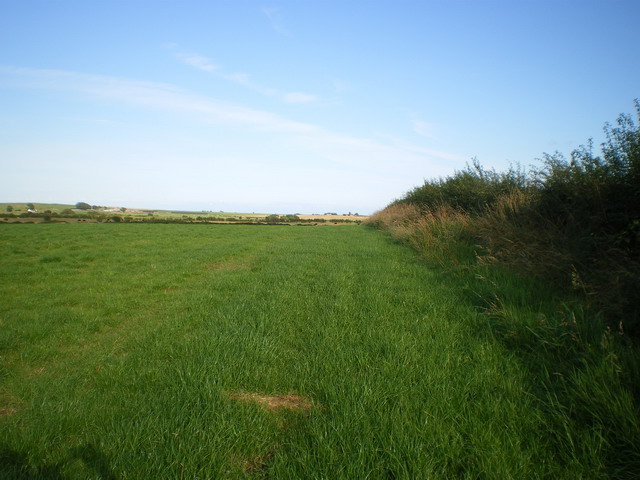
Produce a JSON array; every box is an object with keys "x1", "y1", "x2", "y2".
[{"x1": 0, "y1": 444, "x2": 116, "y2": 480}]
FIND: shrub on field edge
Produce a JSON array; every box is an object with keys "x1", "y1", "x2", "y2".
[{"x1": 368, "y1": 100, "x2": 640, "y2": 335}]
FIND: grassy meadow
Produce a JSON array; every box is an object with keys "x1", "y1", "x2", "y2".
[{"x1": 0, "y1": 223, "x2": 636, "y2": 478}]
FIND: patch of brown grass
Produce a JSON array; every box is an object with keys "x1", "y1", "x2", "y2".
[
  {"x1": 0, "y1": 394, "x2": 19, "y2": 417},
  {"x1": 0, "y1": 406, "x2": 17, "y2": 417},
  {"x1": 366, "y1": 203, "x2": 474, "y2": 265},
  {"x1": 26, "y1": 366, "x2": 46, "y2": 377},
  {"x1": 365, "y1": 203, "x2": 423, "y2": 241},
  {"x1": 227, "y1": 391, "x2": 315, "y2": 412},
  {"x1": 474, "y1": 190, "x2": 574, "y2": 283},
  {"x1": 241, "y1": 451, "x2": 275, "y2": 476},
  {"x1": 408, "y1": 205, "x2": 471, "y2": 251}
]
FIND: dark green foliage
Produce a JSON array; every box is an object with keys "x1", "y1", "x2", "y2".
[
  {"x1": 75, "y1": 202, "x2": 91, "y2": 210},
  {"x1": 530, "y1": 101, "x2": 640, "y2": 333},
  {"x1": 393, "y1": 101, "x2": 640, "y2": 334},
  {"x1": 264, "y1": 214, "x2": 301, "y2": 224},
  {"x1": 400, "y1": 158, "x2": 530, "y2": 214}
]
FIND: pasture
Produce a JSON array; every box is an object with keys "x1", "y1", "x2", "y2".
[{"x1": 0, "y1": 223, "x2": 620, "y2": 478}]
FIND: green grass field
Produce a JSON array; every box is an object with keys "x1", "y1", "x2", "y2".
[{"x1": 0, "y1": 223, "x2": 635, "y2": 478}]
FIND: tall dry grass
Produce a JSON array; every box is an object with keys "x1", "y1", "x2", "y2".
[
  {"x1": 367, "y1": 193, "x2": 640, "y2": 478},
  {"x1": 366, "y1": 203, "x2": 474, "y2": 266},
  {"x1": 473, "y1": 190, "x2": 578, "y2": 287},
  {"x1": 365, "y1": 202, "x2": 423, "y2": 241}
]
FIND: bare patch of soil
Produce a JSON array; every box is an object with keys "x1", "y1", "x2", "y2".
[
  {"x1": 228, "y1": 391, "x2": 315, "y2": 412},
  {"x1": 0, "y1": 406, "x2": 17, "y2": 417},
  {"x1": 26, "y1": 367, "x2": 46, "y2": 377},
  {"x1": 0, "y1": 395, "x2": 19, "y2": 417},
  {"x1": 242, "y1": 450, "x2": 275, "y2": 476}
]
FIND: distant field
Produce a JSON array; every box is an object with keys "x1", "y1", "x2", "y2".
[
  {"x1": 0, "y1": 203, "x2": 76, "y2": 212},
  {"x1": 0, "y1": 203, "x2": 367, "y2": 222},
  {"x1": 0, "y1": 223, "x2": 605, "y2": 478}
]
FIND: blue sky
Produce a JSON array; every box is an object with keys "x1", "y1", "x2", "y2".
[{"x1": 1, "y1": 0, "x2": 638, "y2": 214}]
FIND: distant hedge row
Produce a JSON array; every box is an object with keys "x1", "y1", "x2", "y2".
[{"x1": 2, "y1": 211, "x2": 361, "y2": 225}]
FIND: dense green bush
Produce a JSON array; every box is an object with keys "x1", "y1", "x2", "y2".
[
  {"x1": 528, "y1": 101, "x2": 640, "y2": 332},
  {"x1": 367, "y1": 103, "x2": 640, "y2": 476},
  {"x1": 534, "y1": 102, "x2": 640, "y2": 242},
  {"x1": 386, "y1": 100, "x2": 640, "y2": 334},
  {"x1": 399, "y1": 159, "x2": 530, "y2": 214}
]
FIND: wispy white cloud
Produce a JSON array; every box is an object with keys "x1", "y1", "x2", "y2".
[
  {"x1": 220, "y1": 71, "x2": 277, "y2": 96},
  {"x1": 376, "y1": 132, "x2": 468, "y2": 163},
  {"x1": 262, "y1": 7, "x2": 292, "y2": 37},
  {"x1": 0, "y1": 65, "x2": 462, "y2": 181},
  {"x1": 0, "y1": 66, "x2": 470, "y2": 212},
  {"x1": 0, "y1": 66, "x2": 304, "y2": 132},
  {"x1": 169, "y1": 46, "x2": 321, "y2": 105},
  {"x1": 406, "y1": 111, "x2": 438, "y2": 140},
  {"x1": 170, "y1": 46, "x2": 277, "y2": 95},
  {"x1": 282, "y1": 92, "x2": 318, "y2": 104},
  {"x1": 413, "y1": 119, "x2": 436, "y2": 139},
  {"x1": 329, "y1": 78, "x2": 348, "y2": 94},
  {"x1": 173, "y1": 51, "x2": 218, "y2": 72}
]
